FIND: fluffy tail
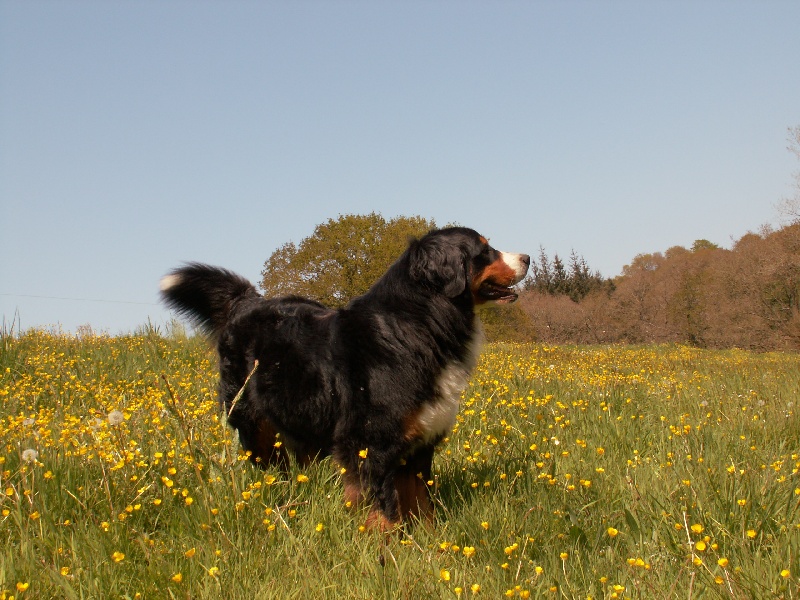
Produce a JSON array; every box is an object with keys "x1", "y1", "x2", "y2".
[{"x1": 160, "y1": 263, "x2": 260, "y2": 339}]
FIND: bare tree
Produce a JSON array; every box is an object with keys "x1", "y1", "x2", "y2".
[{"x1": 777, "y1": 125, "x2": 800, "y2": 223}]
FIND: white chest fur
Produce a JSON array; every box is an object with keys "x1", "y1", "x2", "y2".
[{"x1": 414, "y1": 325, "x2": 484, "y2": 443}]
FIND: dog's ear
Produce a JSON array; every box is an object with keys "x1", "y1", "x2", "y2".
[{"x1": 409, "y1": 236, "x2": 467, "y2": 298}]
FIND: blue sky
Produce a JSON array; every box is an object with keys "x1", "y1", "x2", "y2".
[{"x1": 1, "y1": 1, "x2": 799, "y2": 334}]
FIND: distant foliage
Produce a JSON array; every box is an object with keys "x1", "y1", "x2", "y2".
[
  {"x1": 519, "y1": 223, "x2": 800, "y2": 350},
  {"x1": 523, "y1": 247, "x2": 608, "y2": 302}
]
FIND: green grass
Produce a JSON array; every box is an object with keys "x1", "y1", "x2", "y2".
[{"x1": 1, "y1": 330, "x2": 799, "y2": 599}]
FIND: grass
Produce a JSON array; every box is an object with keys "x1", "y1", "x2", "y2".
[{"x1": 1, "y1": 328, "x2": 799, "y2": 599}]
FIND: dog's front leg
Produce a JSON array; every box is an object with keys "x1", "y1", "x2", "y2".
[
  {"x1": 395, "y1": 445, "x2": 435, "y2": 525},
  {"x1": 360, "y1": 455, "x2": 402, "y2": 531}
]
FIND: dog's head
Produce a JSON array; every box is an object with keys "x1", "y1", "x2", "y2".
[{"x1": 409, "y1": 227, "x2": 530, "y2": 304}]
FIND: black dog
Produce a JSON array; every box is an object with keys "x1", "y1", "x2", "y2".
[{"x1": 160, "y1": 227, "x2": 529, "y2": 528}]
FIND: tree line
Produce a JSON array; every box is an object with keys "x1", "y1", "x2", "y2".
[{"x1": 520, "y1": 223, "x2": 800, "y2": 350}]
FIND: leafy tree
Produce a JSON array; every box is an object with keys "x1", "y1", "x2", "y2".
[
  {"x1": 691, "y1": 239, "x2": 720, "y2": 252},
  {"x1": 260, "y1": 213, "x2": 436, "y2": 306}
]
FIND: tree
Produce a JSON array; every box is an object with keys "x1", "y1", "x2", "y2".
[
  {"x1": 260, "y1": 213, "x2": 436, "y2": 307},
  {"x1": 778, "y1": 125, "x2": 800, "y2": 223},
  {"x1": 691, "y1": 239, "x2": 720, "y2": 252},
  {"x1": 523, "y1": 247, "x2": 605, "y2": 301}
]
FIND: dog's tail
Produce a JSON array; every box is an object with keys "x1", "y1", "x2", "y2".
[{"x1": 160, "y1": 263, "x2": 260, "y2": 340}]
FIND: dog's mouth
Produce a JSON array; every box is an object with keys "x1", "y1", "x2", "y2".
[{"x1": 478, "y1": 281, "x2": 519, "y2": 304}]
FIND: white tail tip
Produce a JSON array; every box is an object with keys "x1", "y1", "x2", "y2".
[{"x1": 159, "y1": 274, "x2": 181, "y2": 292}]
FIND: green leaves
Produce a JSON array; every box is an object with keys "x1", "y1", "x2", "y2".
[{"x1": 260, "y1": 213, "x2": 435, "y2": 307}]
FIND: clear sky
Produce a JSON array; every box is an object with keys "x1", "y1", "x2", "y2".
[{"x1": 1, "y1": 1, "x2": 799, "y2": 334}]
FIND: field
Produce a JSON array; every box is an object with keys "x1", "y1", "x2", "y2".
[{"x1": 1, "y1": 328, "x2": 799, "y2": 599}]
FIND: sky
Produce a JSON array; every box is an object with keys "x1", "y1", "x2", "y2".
[{"x1": 1, "y1": 1, "x2": 799, "y2": 334}]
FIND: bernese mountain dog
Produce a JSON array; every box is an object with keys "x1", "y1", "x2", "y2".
[{"x1": 160, "y1": 227, "x2": 529, "y2": 529}]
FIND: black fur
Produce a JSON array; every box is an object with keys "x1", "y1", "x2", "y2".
[{"x1": 160, "y1": 227, "x2": 528, "y2": 527}]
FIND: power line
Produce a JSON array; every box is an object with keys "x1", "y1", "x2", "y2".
[{"x1": 0, "y1": 293, "x2": 160, "y2": 307}]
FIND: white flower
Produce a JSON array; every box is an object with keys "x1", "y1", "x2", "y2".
[
  {"x1": 107, "y1": 410, "x2": 124, "y2": 426},
  {"x1": 22, "y1": 448, "x2": 39, "y2": 463}
]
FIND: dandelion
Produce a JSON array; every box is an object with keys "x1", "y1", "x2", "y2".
[
  {"x1": 717, "y1": 557, "x2": 729, "y2": 567},
  {"x1": 315, "y1": 523, "x2": 324, "y2": 532},
  {"x1": 171, "y1": 573, "x2": 183, "y2": 583},
  {"x1": 296, "y1": 474, "x2": 309, "y2": 483},
  {"x1": 208, "y1": 566, "x2": 220, "y2": 577},
  {"x1": 481, "y1": 521, "x2": 489, "y2": 530},
  {"x1": 470, "y1": 583, "x2": 481, "y2": 594},
  {"x1": 358, "y1": 448, "x2": 368, "y2": 459},
  {"x1": 746, "y1": 529, "x2": 757, "y2": 539},
  {"x1": 184, "y1": 548, "x2": 196, "y2": 558},
  {"x1": 690, "y1": 523, "x2": 704, "y2": 534},
  {"x1": 111, "y1": 551, "x2": 125, "y2": 563},
  {"x1": 107, "y1": 410, "x2": 124, "y2": 426},
  {"x1": 60, "y1": 567, "x2": 69, "y2": 576},
  {"x1": 21, "y1": 448, "x2": 38, "y2": 463},
  {"x1": 440, "y1": 569, "x2": 451, "y2": 581},
  {"x1": 695, "y1": 541, "x2": 707, "y2": 552},
  {"x1": 463, "y1": 546, "x2": 476, "y2": 558},
  {"x1": 560, "y1": 552, "x2": 569, "y2": 561},
  {"x1": 17, "y1": 582, "x2": 30, "y2": 592},
  {"x1": 607, "y1": 527, "x2": 619, "y2": 537},
  {"x1": 781, "y1": 569, "x2": 790, "y2": 578}
]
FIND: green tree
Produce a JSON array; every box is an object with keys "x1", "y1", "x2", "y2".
[
  {"x1": 260, "y1": 213, "x2": 436, "y2": 307},
  {"x1": 691, "y1": 239, "x2": 720, "y2": 252},
  {"x1": 523, "y1": 247, "x2": 605, "y2": 301}
]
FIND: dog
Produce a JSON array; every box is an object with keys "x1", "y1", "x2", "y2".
[{"x1": 160, "y1": 227, "x2": 529, "y2": 529}]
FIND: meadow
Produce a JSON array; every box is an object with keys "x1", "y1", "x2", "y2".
[{"x1": 1, "y1": 327, "x2": 799, "y2": 599}]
